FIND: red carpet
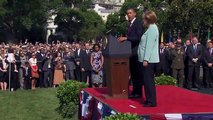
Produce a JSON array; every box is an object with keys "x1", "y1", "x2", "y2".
[{"x1": 84, "y1": 86, "x2": 213, "y2": 115}]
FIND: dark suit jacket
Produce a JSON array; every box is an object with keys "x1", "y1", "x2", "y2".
[
  {"x1": 23, "y1": 67, "x2": 32, "y2": 78},
  {"x1": 0, "y1": 61, "x2": 4, "y2": 77},
  {"x1": 127, "y1": 18, "x2": 143, "y2": 55},
  {"x1": 203, "y1": 48, "x2": 213, "y2": 68},
  {"x1": 36, "y1": 52, "x2": 45, "y2": 70},
  {"x1": 75, "y1": 49, "x2": 83, "y2": 65},
  {"x1": 15, "y1": 55, "x2": 21, "y2": 69},
  {"x1": 42, "y1": 57, "x2": 54, "y2": 71},
  {"x1": 64, "y1": 53, "x2": 76, "y2": 71},
  {"x1": 157, "y1": 48, "x2": 170, "y2": 70},
  {"x1": 80, "y1": 50, "x2": 91, "y2": 71},
  {"x1": 186, "y1": 44, "x2": 203, "y2": 66}
]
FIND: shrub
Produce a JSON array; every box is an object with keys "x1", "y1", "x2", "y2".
[
  {"x1": 56, "y1": 80, "x2": 88, "y2": 118},
  {"x1": 155, "y1": 74, "x2": 177, "y2": 86},
  {"x1": 104, "y1": 113, "x2": 141, "y2": 120}
]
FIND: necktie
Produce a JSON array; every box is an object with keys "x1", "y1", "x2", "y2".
[
  {"x1": 128, "y1": 21, "x2": 132, "y2": 33},
  {"x1": 194, "y1": 45, "x2": 197, "y2": 52},
  {"x1": 210, "y1": 48, "x2": 212, "y2": 56},
  {"x1": 26, "y1": 68, "x2": 28, "y2": 76}
]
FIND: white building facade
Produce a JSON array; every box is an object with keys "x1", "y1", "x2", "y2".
[{"x1": 93, "y1": 0, "x2": 125, "y2": 22}]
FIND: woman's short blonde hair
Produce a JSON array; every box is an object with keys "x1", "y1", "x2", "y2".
[{"x1": 143, "y1": 11, "x2": 157, "y2": 24}]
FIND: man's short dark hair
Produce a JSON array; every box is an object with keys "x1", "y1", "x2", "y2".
[{"x1": 127, "y1": 8, "x2": 137, "y2": 13}]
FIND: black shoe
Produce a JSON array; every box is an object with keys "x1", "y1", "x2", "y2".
[
  {"x1": 143, "y1": 103, "x2": 157, "y2": 107},
  {"x1": 142, "y1": 101, "x2": 148, "y2": 105},
  {"x1": 129, "y1": 94, "x2": 142, "y2": 99}
]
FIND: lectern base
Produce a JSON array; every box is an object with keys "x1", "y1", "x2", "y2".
[{"x1": 102, "y1": 94, "x2": 128, "y2": 99}]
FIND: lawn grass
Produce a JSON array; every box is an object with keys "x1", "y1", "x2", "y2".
[{"x1": 0, "y1": 88, "x2": 78, "y2": 120}]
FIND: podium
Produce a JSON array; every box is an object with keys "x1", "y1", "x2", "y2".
[{"x1": 102, "y1": 35, "x2": 131, "y2": 99}]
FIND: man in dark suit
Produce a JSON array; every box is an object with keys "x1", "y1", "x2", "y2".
[
  {"x1": 156, "y1": 42, "x2": 170, "y2": 76},
  {"x1": 23, "y1": 62, "x2": 32, "y2": 89},
  {"x1": 75, "y1": 43, "x2": 83, "y2": 81},
  {"x1": 42, "y1": 52, "x2": 54, "y2": 88},
  {"x1": 203, "y1": 41, "x2": 213, "y2": 88},
  {"x1": 36, "y1": 48, "x2": 45, "y2": 88},
  {"x1": 64, "y1": 51, "x2": 76, "y2": 80},
  {"x1": 183, "y1": 40, "x2": 191, "y2": 88},
  {"x1": 80, "y1": 43, "x2": 91, "y2": 86},
  {"x1": 118, "y1": 8, "x2": 143, "y2": 98},
  {"x1": 186, "y1": 36, "x2": 203, "y2": 89}
]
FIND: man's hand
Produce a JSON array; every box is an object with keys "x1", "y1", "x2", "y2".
[
  {"x1": 208, "y1": 63, "x2": 212, "y2": 67},
  {"x1": 143, "y1": 60, "x2": 148, "y2": 67},
  {"x1": 81, "y1": 68, "x2": 85, "y2": 72},
  {"x1": 192, "y1": 58, "x2": 198, "y2": 63},
  {"x1": 76, "y1": 61, "x2": 80, "y2": 65},
  {"x1": 117, "y1": 37, "x2": 127, "y2": 43}
]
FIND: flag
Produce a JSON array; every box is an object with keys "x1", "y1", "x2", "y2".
[
  {"x1": 189, "y1": 31, "x2": 193, "y2": 41},
  {"x1": 208, "y1": 29, "x2": 211, "y2": 40},
  {"x1": 169, "y1": 31, "x2": 172, "y2": 43},
  {"x1": 161, "y1": 32, "x2": 164, "y2": 43}
]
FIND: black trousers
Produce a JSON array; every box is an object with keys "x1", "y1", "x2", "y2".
[
  {"x1": 142, "y1": 63, "x2": 157, "y2": 105},
  {"x1": 204, "y1": 67, "x2": 213, "y2": 87},
  {"x1": 82, "y1": 70, "x2": 91, "y2": 83},
  {"x1": 75, "y1": 66, "x2": 82, "y2": 81},
  {"x1": 24, "y1": 76, "x2": 31, "y2": 89},
  {"x1": 38, "y1": 71, "x2": 43, "y2": 87},
  {"x1": 130, "y1": 56, "x2": 143, "y2": 96},
  {"x1": 65, "y1": 70, "x2": 75, "y2": 80},
  {"x1": 43, "y1": 69, "x2": 53, "y2": 87},
  {"x1": 187, "y1": 66, "x2": 200, "y2": 88}
]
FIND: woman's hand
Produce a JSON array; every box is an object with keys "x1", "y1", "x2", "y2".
[{"x1": 143, "y1": 60, "x2": 148, "y2": 67}]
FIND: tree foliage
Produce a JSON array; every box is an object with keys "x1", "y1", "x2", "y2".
[
  {"x1": 55, "y1": 9, "x2": 105, "y2": 42},
  {"x1": 0, "y1": 0, "x2": 62, "y2": 42},
  {"x1": 106, "y1": 0, "x2": 213, "y2": 43}
]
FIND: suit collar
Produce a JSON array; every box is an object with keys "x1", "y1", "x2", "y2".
[{"x1": 130, "y1": 17, "x2": 136, "y2": 24}]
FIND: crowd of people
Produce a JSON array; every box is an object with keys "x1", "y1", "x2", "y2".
[
  {"x1": 157, "y1": 37, "x2": 213, "y2": 90},
  {"x1": 0, "y1": 41, "x2": 104, "y2": 91}
]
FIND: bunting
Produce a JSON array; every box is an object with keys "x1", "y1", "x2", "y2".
[{"x1": 161, "y1": 32, "x2": 164, "y2": 43}]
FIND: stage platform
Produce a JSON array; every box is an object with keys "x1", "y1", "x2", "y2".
[{"x1": 80, "y1": 86, "x2": 213, "y2": 120}]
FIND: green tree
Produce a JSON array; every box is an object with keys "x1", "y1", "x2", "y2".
[
  {"x1": 0, "y1": 0, "x2": 62, "y2": 42},
  {"x1": 55, "y1": 9, "x2": 105, "y2": 42},
  {"x1": 79, "y1": 10, "x2": 105, "y2": 41},
  {"x1": 106, "y1": 0, "x2": 168, "y2": 35}
]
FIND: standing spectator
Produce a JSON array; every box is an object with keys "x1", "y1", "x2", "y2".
[
  {"x1": 0, "y1": 54, "x2": 8, "y2": 91},
  {"x1": 19, "y1": 52, "x2": 27, "y2": 89},
  {"x1": 171, "y1": 43, "x2": 185, "y2": 87},
  {"x1": 75, "y1": 43, "x2": 83, "y2": 81},
  {"x1": 81, "y1": 43, "x2": 92, "y2": 85},
  {"x1": 53, "y1": 52, "x2": 64, "y2": 87},
  {"x1": 23, "y1": 62, "x2": 32, "y2": 89},
  {"x1": 64, "y1": 50, "x2": 76, "y2": 80},
  {"x1": 36, "y1": 48, "x2": 45, "y2": 88},
  {"x1": 90, "y1": 44, "x2": 104, "y2": 88},
  {"x1": 203, "y1": 41, "x2": 213, "y2": 88},
  {"x1": 186, "y1": 36, "x2": 203, "y2": 89},
  {"x1": 10, "y1": 60, "x2": 19, "y2": 91},
  {"x1": 29, "y1": 53, "x2": 39, "y2": 90},
  {"x1": 42, "y1": 52, "x2": 54, "y2": 88},
  {"x1": 184, "y1": 40, "x2": 191, "y2": 87},
  {"x1": 156, "y1": 42, "x2": 170, "y2": 76}
]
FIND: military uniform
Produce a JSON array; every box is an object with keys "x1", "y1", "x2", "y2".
[{"x1": 171, "y1": 46, "x2": 185, "y2": 87}]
